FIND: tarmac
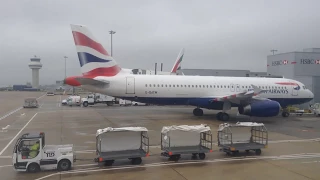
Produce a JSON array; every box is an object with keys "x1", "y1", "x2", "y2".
[{"x1": 0, "y1": 91, "x2": 320, "y2": 180}]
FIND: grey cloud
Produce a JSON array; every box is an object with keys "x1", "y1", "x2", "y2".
[{"x1": 1, "y1": 0, "x2": 320, "y2": 86}]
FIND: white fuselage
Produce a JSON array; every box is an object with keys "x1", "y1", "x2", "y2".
[{"x1": 80, "y1": 73, "x2": 314, "y2": 108}]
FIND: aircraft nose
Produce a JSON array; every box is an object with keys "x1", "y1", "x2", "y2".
[{"x1": 308, "y1": 90, "x2": 314, "y2": 99}]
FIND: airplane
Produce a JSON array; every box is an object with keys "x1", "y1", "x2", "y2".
[
  {"x1": 170, "y1": 48, "x2": 184, "y2": 75},
  {"x1": 64, "y1": 24, "x2": 314, "y2": 121}
]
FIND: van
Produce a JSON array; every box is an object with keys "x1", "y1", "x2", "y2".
[{"x1": 67, "y1": 96, "x2": 81, "y2": 106}]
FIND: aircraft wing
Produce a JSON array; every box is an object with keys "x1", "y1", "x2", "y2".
[
  {"x1": 209, "y1": 84, "x2": 269, "y2": 105},
  {"x1": 75, "y1": 77, "x2": 109, "y2": 87}
]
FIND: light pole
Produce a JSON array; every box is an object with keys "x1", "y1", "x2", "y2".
[
  {"x1": 109, "y1": 30, "x2": 116, "y2": 56},
  {"x1": 64, "y1": 56, "x2": 68, "y2": 79},
  {"x1": 270, "y1": 49, "x2": 277, "y2": 55}
]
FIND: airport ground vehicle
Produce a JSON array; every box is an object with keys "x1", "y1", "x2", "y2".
[
  {"x1": 23, "y1": 98, "x2": 39, "y2": 108},
  {"x1": 12, "y1": 132, "x2": 75, "y2": 173},
  {"x1": 61, "y1": 99, "x2": 67, "y2": 105},
  {"x1": 132, "y1": 101, "x2": 148, "y2": 106},
  {"x1": 160, "y1": 124, "x2": 213, "y2": 161},
  {"x1": 311, "y1": 103, "x2": 320, "y2": 116},
  {"x1": 81, "y1": 93, "x2": 115, "y2": 107},
  {"x1": 119, "y1": 99, "x2": 132, "y2": 106},
  {"x1": 94, "y1": 127, "x2": 149, "y2": 166},
  {"x1": 67, "y1": 95, "x2": 81, "y2": 106},
  {"x1": 218, "y1": 122, "x2": 268, "y2": 156},
  {"x1": 46, "y1": 92, "x2": 54, "y2": 96}
]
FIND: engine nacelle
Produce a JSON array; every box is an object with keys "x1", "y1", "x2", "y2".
[{"x1": 238, "y1": 100, "x2": 281, "y2": 117}]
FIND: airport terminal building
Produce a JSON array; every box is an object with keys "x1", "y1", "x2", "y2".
[{"x1": 267, "y1": 48, "x2": 320, "y2": 106}]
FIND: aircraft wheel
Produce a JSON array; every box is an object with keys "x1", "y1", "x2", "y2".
[
  {"x1": 193, "y1": 108, "x2": 203, "y2": 116},
  {"x1": 282, "y1": 112, "x2": 289, "y2": 117},
  {"x1": 221, "y1": 113, "x2": 230, "y2": 121},
  {"x1": 216, "y1": 112, "x2": 223, "y2": 120}
]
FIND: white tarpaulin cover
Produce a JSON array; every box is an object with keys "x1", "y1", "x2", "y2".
[
  {"x1": 218, "y1": 122, "x2": 265, "y2": 131},
  {"x1": 161, "y1": 124, "x2": 210, "y2": 134},
  {"x1": 96, "y1": 127, "x2": 148, "y2": 152},
  {"x1": 96, "y1": 127, "x2": 148, "y2": 136},
  {"x1": 161, "y1": 124, "x2": 211, "y2": 147}
]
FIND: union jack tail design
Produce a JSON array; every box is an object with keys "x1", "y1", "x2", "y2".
[{"x1": 70, "y1": 24, "x2": 121, "y2": 77}]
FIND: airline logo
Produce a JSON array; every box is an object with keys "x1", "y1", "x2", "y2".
[
  {"x1": 71, "y1": 25, "x2": 121, "y2": 77},
  {"x1": 171, "y1": 48, "x2": 184, "y2": 73}
]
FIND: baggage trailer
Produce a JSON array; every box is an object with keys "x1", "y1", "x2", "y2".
[
  {"x1": 94, "y1": 127, "x2": 149, "y2": 166},
  {"x1": 218, "y1": 122, "x2": 268, "y2": 156},
  {"x1": 160, "y1": 124, "x2": 212, "y2": 161}
]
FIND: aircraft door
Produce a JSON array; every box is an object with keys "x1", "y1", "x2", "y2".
[
  {"x1": 126, "y1": 77, "x2": 135, "y2": 94},
  {"x1": 236, "y1": 84, "x2": 240, "y2": 92},
  {"x1": 230, "y1": 84, "x2": 235, "y2": 92}
]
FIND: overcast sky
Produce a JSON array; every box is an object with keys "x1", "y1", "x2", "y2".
[{"x1": 1, "y1": 0, "x2": 320, "y2": 86}]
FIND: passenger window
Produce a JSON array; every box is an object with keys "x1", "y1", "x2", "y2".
[
  {"x1": 149, "y1": 84, "x2": 151, "y2": 87},
  {"x1": 177, "y1": 85, "x2": 179, "y2": 87},
  {"x1": 157, "y1": 84, "x2": 159, "y2": 87},
  {"x1": 169, "y1": 85, "x2": 171, "y2": 87},
  {"x1": 153, "y1": 84, "x2": 155, "y2": 87},
  {"x1": 145, "y1": 84, "x2": 147, "y2": 87},
  {"x1": 192, "y1": 85, "x2": 194, "y2": 88},
  {"x1": 173, "y1": 85, "x2": 175, "y2": 87},
  {"x1": 161, "y1": 84, "x2": 163, "y2": 87},
  {"x1": 210, "y1": 85, "x2": 212, "y2": 88},
  {"x1": 165, "y1": 84, "x2": 167, "y2": 87},
  {"x1": 224, "y1": 85, "x2": 226, "y2": 88},
  {"x1": 195, "y1": 85, "x2": 198, "y2": 88},
  {"x1": 188, "y1": 85, "x2": 190, "y2": 87},
  {"x1": 184, "y1": 85, "x2": 187, "y2": 87}
]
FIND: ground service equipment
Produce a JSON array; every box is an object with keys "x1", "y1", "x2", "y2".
[
  {"x1": 311, "y1": 103, "x2": 320, "y2": 116},
  {"x1": 81, "y1": 93, "x2": 115, "y2": 107},
  {"x1": 94, "y1": 127, "x2": 149, "y2": 166},
  {"x1": 218, "y1": 122, "x2": 268, "y2": 156},
  {"x1": 12, "y1": 132, "x2": 75, "y2": 173},
  {"x1": 160, "y1": 124, "x2": 213, "y2": 161},
  {"x1": 23, "y1": 97, "x2": 39, "y2": 108}
]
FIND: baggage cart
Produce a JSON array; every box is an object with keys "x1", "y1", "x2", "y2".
[
  {"x1": 94, "y1": 127, "x2": 149, "y2": 166},
  {"x1": 23, "y1": 97, "x2": 39, "y2": 108},
  {"x1": 218, "y1": 122, "x2": 268, "y2": 156},
  {"x1": 160, "y1": 124, "x2": 212, "y2": 161}
]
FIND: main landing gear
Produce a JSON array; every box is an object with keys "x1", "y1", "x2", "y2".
[
  {"x1": 282, "y1": 111, "x2": 290, "y2": 117},
  {"x1": 193, "y1": 108, "x2": 203, "y2": 116},
  {"x1": 281, "y1": 107, "x2": 290, "y2": 117},
  {"x1": 216, "y1": 112, "x2": 230, "y2": 121},
  {"x1": 192, "y1": 108, "x2": 230, "y2": 121}
]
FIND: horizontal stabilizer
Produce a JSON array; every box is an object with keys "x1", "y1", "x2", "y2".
[{"x1": 75, "y1": 77, "x2": 109, "y2": 86}]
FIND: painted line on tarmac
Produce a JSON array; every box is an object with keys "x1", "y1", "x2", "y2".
[
  {"x1": 0, "y1": 165, "x2": 12, "y2": 168},
  {"x1": 0, "y1": 113, "x2": 38, "y2": 155},
  {"x1": 74, "y1": 138, "x2": 320, "y2": 154},
  {"x1": 0, "y1": 93, "x2": 45, "y2": 122},
  {"x1": 0, "y1": 156, "x2": 11, "y2": 158},
  {"x1": 34, "y1": 153, "x2": 320, "y2": 180},
  {"x1": 0, "y1": 107, "x2": 23, "y2": 121}
]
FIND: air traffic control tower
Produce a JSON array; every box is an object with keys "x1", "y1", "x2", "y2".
[{"x1": 28, "y1": 56, "x2": 42, "y2": 88}]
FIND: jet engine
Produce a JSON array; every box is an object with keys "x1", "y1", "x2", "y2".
[{"x1": 238, "y1": 100, "x2": 281, "y2": 117}]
